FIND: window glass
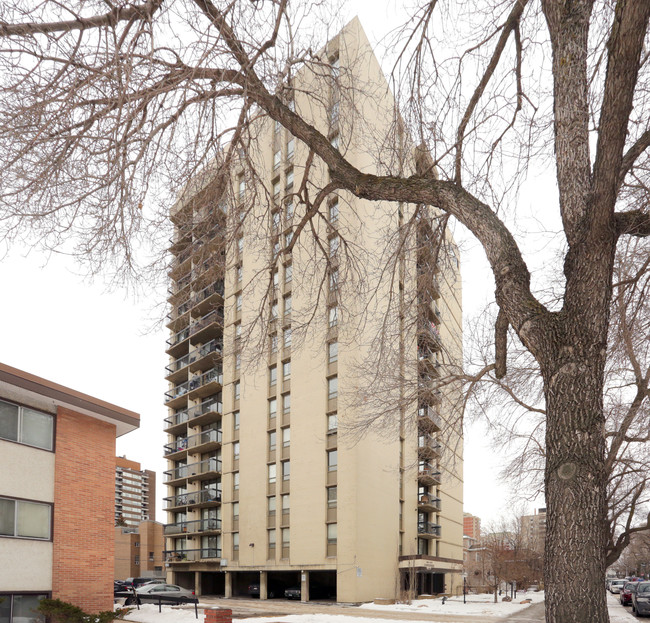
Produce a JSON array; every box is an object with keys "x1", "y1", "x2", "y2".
[
  {"x1": 233, "y1": 472, "x2": 239, "y2": 490},
  {"x1": 268, "y1": 496, "x2": 276, "y2": 514},
  {"x1": 328, "y1": 450, "x2": 338, "y2": 471},
  {"x1": 329, "y1": 200, "x2": 339, "y2": 224},
  {"x1": 283, "y1": 394, "x2": 291, "y2": 414},
  {"x1": 0, "y1": 498, "x2": 15, "y2": 536},
  {"x1": 269, "y1": 366, "x2": 277, "y2": 387},
  {"x1": 282, "y1": 461, "x2": 290, "y2": 480},
  {"x1": 282, "y1": 494, "x2": 290, "y2": 511},
  {"x1": 329, "y1": 306, "x2": 338, "y2": 327},
  {"x1": 283, "y1": 361, "x2": 291, "y2": 380},
  {"x1": 284, "y1": 329, "x2": 292, "y2": 348},
  {"x1": 327, "y1": 523, "x2": 337, "y2": 543},
  {"x1": 13, "y1": 595, "x2": 47, "y2": 623},
  {"x1": 268, "y1": 529, "x2": 276, "y2": 546},
  {"x1": 284, "y1": 264, "x2": 292, "y2": 283},
  {"x1": 287, "y1": 138, "x2": 295, "y2": 158},
  {"x1": 23, "y1": 409, "x2": 53, "y2": 450},
  {"x1": 233, "y1": 442, "x2": 240, "y2": 459},
  {"x1": 284, "y1": 296, "x2": 292, "y2": 314},
  {"x1": 327, "y1": 486, "x2": 337, "y2": 508},
  {"x1": 285, "y1": 169, "x2": 294, "y2": 189},
  {"x1": 329, "y1": 270, "x2": 338, "y2": 291},
  {"x1": 269, "y1": 398, "x2": 277, "y2": 418},
  {"x1": 234, "y1": 381, "x2": 240, "y2": 401},
  {"x1": 328, "y1": 376, "x2": 338, "y2": 399},
  {"x1": 0, "y1": 593, "x2": 10, "y2": 623},
  {"x1": 233, "y1": 532, "x2": 239, "y2": 549},
  {"x1": 233, "y1": 411, "x2": 240, "y2": 430},
  {"x1": 268, "y1": 464, "x2": 277, "y2": 483},
  {"x1": 328, "y1": 413, "x2": 338, "y2": 432},
  {"x1": 282, "y1": 528, "x2": 290, "y2": 545},
  {"x1": 282, "y1": 428, "x2": 290, "y2": 447},
  {"x1": 328, "y1": 342, "x2": 338, "y2": 363},
  {"x1": 269, "y1": 431, "x2": 276, "y2": 451},
  {"x1": 17, "y1": 500, "x2": 50, "y2": 539},
  {"x1": 0, "y1": 400, "x2": 18, "y2": 442},
  {"x1": 232, "y1": 502, "x2": 239, "y2": 519}
]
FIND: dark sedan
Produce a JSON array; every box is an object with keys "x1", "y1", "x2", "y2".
[
  {"x1": 632, "y1": 581, "x2": 650, "y2": 617},
  {"x1": 284, "y1": 586, "x2": 301, "y2": 600}
]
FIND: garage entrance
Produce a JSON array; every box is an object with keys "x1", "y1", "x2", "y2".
[
  {"x1": 201, "y1": 571, "x2": 225, "y2": 596},
  {"x1": 309, "y1": 570, "x2": 337, "y2": 601},
  {"x1": 267, "y1": 571, "x2": 301, "y2": 599},
  {"x1": 231, "y1": 570, "x2": 259, "y2": 597}
]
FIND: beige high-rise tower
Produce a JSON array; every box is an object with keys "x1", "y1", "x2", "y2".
[{"x1": 163, "y1": 18, "x2": 464, "y2": 602}]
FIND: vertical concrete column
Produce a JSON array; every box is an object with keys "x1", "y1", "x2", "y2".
[
  {"x1": 301, "y1": 571, "x2": 309, "y2": 602},
  {"x1": 260, "y1": 571, "x2": 268, "y2": 600},
  {"x1": 195, "y1": 571, "x2": 202, "y2": 596},
  {"x1": 224, "y1": 571, "x2": 233, "y2": 598}
]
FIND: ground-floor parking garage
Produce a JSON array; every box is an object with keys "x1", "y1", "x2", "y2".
[{"x1": 170, "y1": 569, "x2": 337, "y2": 601}]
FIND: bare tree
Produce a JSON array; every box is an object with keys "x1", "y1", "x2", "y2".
[{"x1": 1, "y1": 1, "x2": 649, "y2": 621}]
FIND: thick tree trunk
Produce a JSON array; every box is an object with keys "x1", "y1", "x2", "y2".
[{"x1": 542, "y1": 339, "x2": 609, "y2": 623}]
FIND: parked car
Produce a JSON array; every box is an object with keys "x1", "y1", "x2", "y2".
[
  {"x1": 247, "y1": 583, "x2": 276, "y2": 598},
  {"x1": 620, "y1": 581, "x2": 640, "y2": 606},
  {"x1": 122, "y1": 583, "x2": 196, "y2": 605},
  {"x1": 123, "y1": 577, "x2": 161, "y2": 589},
  {"x1": 284, "y1": 586, "x2": 301, "y2": 600},
  {"x1": 114, "y1": 581, "x2": 128, "y2": 595},
  {"x1": 610, "y1": 579, "x2": 626, "y2": 594},
  {"x1": 632, "y1": 581, "x2": 650, "y2": 617}
]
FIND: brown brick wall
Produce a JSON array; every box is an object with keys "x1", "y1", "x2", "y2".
[{"x1": 53, "y1": 407, "x2": 116, "y2": 612}]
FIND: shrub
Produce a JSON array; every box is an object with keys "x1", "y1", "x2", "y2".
[{"x1": 37, "y1": 599, "x2": 128, "y2": 623}]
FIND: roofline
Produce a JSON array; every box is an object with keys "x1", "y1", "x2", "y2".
[{"x1": 0, "y1": 362, "x2": 140, "y2": 433}]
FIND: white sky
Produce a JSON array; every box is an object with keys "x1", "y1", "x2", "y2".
[{"x1": 0, "y1": 1, "x2": 553, "y2": 529}]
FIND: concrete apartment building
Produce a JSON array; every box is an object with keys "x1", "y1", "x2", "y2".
[
  {"x1": 0, "y1": 362, "x2": 139, "y2": 618},
  {"x1": 115, "y1": 520, "x2": 165, "y2": 580},
  {"x1": 115, "y1": 456, "x2": 156, "y2": 527},
  {"x1": 163, "y1": 19, "x2": 464, "y2": 602},
  {"x1": 520, "y1": 508, "x2": 546, "y2": 553}
]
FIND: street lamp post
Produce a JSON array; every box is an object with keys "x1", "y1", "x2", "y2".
[{"x1": 462, "y1": 573, "x2": 467, "y2": 604}]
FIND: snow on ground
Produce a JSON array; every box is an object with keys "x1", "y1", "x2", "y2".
[
  {"x1": 358, "y1": 591, "x2": 544, "y2": 618},
  {"x1": 607, "y1": 592, "x2": 636, "y2": 623}
]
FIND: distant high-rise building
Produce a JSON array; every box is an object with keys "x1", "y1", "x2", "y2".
[
  {"x1": 520, "y1": 508, "x2": 547, "y2": 553},
  {"x1": 115, "y1": 520, "x2": 165, "y2": 580},
  {"x1": 463, "y1": 513, "x2": 481, "y2": 540},
  {"x1": 162, "y1": 18, "x2": 464, "y2": 602},
  {"x1": 115, "y1": 457, "x2": 155, "y2": 527}
]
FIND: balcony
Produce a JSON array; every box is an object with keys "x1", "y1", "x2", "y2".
[
  {"x1": 419, "y1": 319, "x2": 442, "y2": 351},
  {"x1": 417, "y1": 521, "x2": 442, "y2": 539},
  {"x1": 163, "y1": 487, "x2": 221, "y2": 511},
  {"x1": 417, "y1": 269, "x2": 440, "y2": 300},
  {"x1": 418, "y1": 434, "x2": 442, "y2": 459},
  {"x1": 187, "y1": 398, "x2": 222, "y2": 427},
  {"x1": 418, "y1": 464, "x2": 442, "y2": 486},
  {"x1": 164, "y1": 379, "x2": 193, "y2": 410},
  {"x1": 166, "y1": 326, "x2": 191, "y2": 358},
  {"x1": 418, "y1": 349, "x2": 441, "y2": 377},
  {"x1": 164, "y1": 517, "x2": 222, "y2": 536},
  {"x1": 164, "y1": 428, "x2": 222, "y2": 459},
  {"x1": 187, "y1": 368, "x2": 223, "y2": 401},
  {"x1": 166, "y1": 298, "x2": 191, "y2": 331},
  {"x1": 418, "y1": 494, "x2": 442, "y2": 513},
  {"x1": 164, "y1": 458, "x2": 222, "y2": 486},
  {"x1": 164, "y1": 409, "x2": 190, "y2": 435},
  {"x1": 192, "y1": 281, "x2": 225, "y2": 316},
  {"x1": 165, "y1": 350, "x2": 197, "y2": 384},
  {"x1": 168, "y1": 271, "x2": 192, "y2": 300},
  {"x1": 418, "y1": 406, "x2": 441, "y2": 432},
  {"x1": 189, "y1": 309, "x2": 224, "y2": 343},
  {"x1": 164, "y1": 548, "x2": 222, "y2": 563},
  {"x1": 190, "y1": 339, "x2": 223, "y2": 374}
]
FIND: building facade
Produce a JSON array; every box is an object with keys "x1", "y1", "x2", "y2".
[
  {"x1": 520, "y1": 508, "x2": 546, "y2": 553},
  {"x1": 463, "y1": 513, "x2": 481, "y2": 540},
  {"x1": 0, "y1": 362, "x2": 139, "y2": 618},
  {"x1": 163, "y1": 18, "x2": 463, "y2": 602},
  {"x1": 115, "y1": 456, "x2": 155, "y2": 527},
  {"x1": 115, "y1": 520, "x2": 166, "y2": 580}
]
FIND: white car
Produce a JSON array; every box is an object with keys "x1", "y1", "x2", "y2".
[{"x1": 610, "y1": 579, "x2": 626, "y2": 594}]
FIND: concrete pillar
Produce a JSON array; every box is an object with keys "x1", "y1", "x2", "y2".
[
  {"x1": 224, "y1": 571, "x2": 232, "y2": 598},
  {"x1": 301, "y1": 570, "x2": 309, "y2": 602},
  {"x1": 260, "y1": 570, "x2": 268, "y2": 600},
  {"x1": 195, "y1": 571, "x2": 202, "y2": 596}
]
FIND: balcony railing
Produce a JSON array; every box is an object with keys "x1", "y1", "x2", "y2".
[
  {"x1": 164, "y1": 548, "x2": 222, "y2": 563},
  {"x1": 192, "y1": 281, "x2": 225, "y2": 307},
  {"x1": 165, "y1": 380, "x2": 191, "y2": 403},
  {"x1": 164, "y1": 429, "x2": 222, "y2": 456},
  {"x1": 163, "y1": 487, "x2": 221, "y2": 509},
  {"x1": 418, "y1": 465, "x2": 442, "y2": 485},
  {"x1": 164, "y1": 409, "x2": 189, "y2": 431},
  {"x1": 167, "y1": 298, "x2": 191, "y2": 324},
  {"x1": 418, "y1": 435, "x2": 442, "y2": 458},
  {"x1": 189, "y1": 368, "x2": 223, "y2": 392},
  {"x1": 194, "y1": 339, "x2": 223, "y2": 361},
  {"x1": 188, "y1": 398, "x2": 222, "y2": 422},
  {"x1": 418, "y1": 522, "x2": 442, "y2": 538},
  {"x1": 418, "y1": 405, "x2": 442, "y2": 431},
  {"x1": 164, "y1": 518, "x2": 222, "y2": 535},
  {"x1": 189, "y1": 310, "x2": 224, "y2": 336},
  {"x1": 418, "y1": 494, "x2": 442, "y2": 512},
  {"x1": 167, "y1": 326, "x2": 190, "y2": 349},
  {"x1": 164, "y1": 458, "x2": 222, "y2": 483}
]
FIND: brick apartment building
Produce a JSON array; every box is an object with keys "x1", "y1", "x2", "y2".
[
  {"x1": 115, "y1": 520, "x2": 165, "y2": 580},
  {"x1": 0, "y1": 362, "x2": 139, "y2": 619}
]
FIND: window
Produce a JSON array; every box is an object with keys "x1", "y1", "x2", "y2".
[
  {"x1": 328, "y1": 376, "x2": 338, "y2": 400},
  {"x1": 284, "y1": 329, "x2": 292, "y2": 349},
  {"x1": 282, "y1": 460, "x2": 290, "y2": 481},
  {"x1": 283, "y1": 361, "x2": 291, "y2": 380},
  {"x1": 327, "y1": 523, "x2": 337, "y2": 544},
  {"x1": 272, "y1": 210, "x2": 281, "y2": 230},
  {"x1": 0, "y1": 497, "x2": 51, "y2": 539},
  {"x1": 235, "y1": 293, "x2": 242, "y2": 312},
  {"x1": 235, "y1": 322, "x2": 242, "y2": 339},
  {"x1": 284, "y1": 263, "x2": 293, "y2": 283},
  {"x1": 270, "y1": 333, "x2": 278, "y2": 353},
  {"x1": 284, "y1": 295, "x2": 292, "y2": 315},
  {"x1": 329, "y1": 235, "x2": 339, "y2": 257},
  {"x1": 329, "y1": 199, "x2": 339, "y2": 224},
  {"x1": 285, "y1": 230, "x2": 293, "y2": 247},
  {"x1": 269, "y1": 398, "x2": 277, "y2": 419},
  {"x1": 233, "y1": 472, "x2": 239, "y2": 490},
  {"x1": 282, "y1": 427, "x2": 290, "y2": 447},
  {"x1": 328, "y1": 306, "x2": 338, "y2": 328},
  {"x1": 269, "y1": 431, "x2": 277, "y2": 452},
  {"x1": 233, "y1": 411, "x2": 240, "y2": 430},
  {"x1": 329, "y1": 270, "x2": 338, "y2": 291},
  {"x1": 1, "y1": 594, "x2": 48, "y2": 623},
  {"x1": 281, "y1": 494, "x2": 290, "y2": 514},
  {"x1": 285, "y1": 169, "x2": 294, "y2": 190},
  {"x1": 282, "y1": 393, "x2": 291, "y2": 414},
  {"x1": 233, "y1": 532, "x2": 239, "y2": 551},
  {"x1": 268, "y1": 464, "x2": 277, "y2": 484},
  {"x1": 134, "y1": 554, "x2": 140, "y2": 566},
  {"x1": 282, "y1": 527, "x2": 290, "y2": 547},
  {"x1": 272, "y1": 178, "x2": 281, "y2": 198},
  {"x1": 273, "y1": 269, "x2": 279, "y2": 288},
  {"x1": 327, "y1": 413, "x2": 338, "y2": 432},
  {"x1": 273, "y1": 149, "x2": 281, "y2": 170},
  {"x1": 235, "y1": 352, "x2": 241, "y2": 370},
  {"x1": 327, "y1": 450, "x2": 338, "y2": 472},
  {"x1": 271, "y1": 302, "x2": 278, "y2": 320},
  {"x1": 330, "y1": 100, "x2": 340, "y2": 123},
  {"x1": 285, "y1": 199, "x2": 294, "y2": 220},
  {"x1": 268, "y1": 529, "x2": 276, "y2": 548},
  {"x1": 328, "y1": 341, "x2": 338, "y2": 363},
  {"x1": 232, "y1": 502, "x2": 239, "y2": 520},
  {"x1": 149, "y1": 552, "x2": 154, "y2": 562},
  {"x1": 0, "y1": 400, "x2": 53, "y2": 451},
  {"x1": 238, "y1": 177, "x2": 245, "y2": 200},
  {"x1": 269, "y1": 366, "x2": 277, "y2": 387},
  {"x1": 330, "y1": 133, "x2": 339, "y2": 149},
  {"x1": 237, "y1": 236, "x2": 244, "y2": 254},
  {"x1": 234, "y1": 381, "x2": 240, "y2": 401},
  {"x1": 233, "y1": 442, "x2": 240, "y2": 460},
  {"x1": 287, "y1": 138, "x2": 295, "y2": 159},
  {"x1": 327, "y1": 486, "x2": 337, "y2": 508},
  {"x1": 267, "y1": 495, "x2": 276, "y2": 517}
]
